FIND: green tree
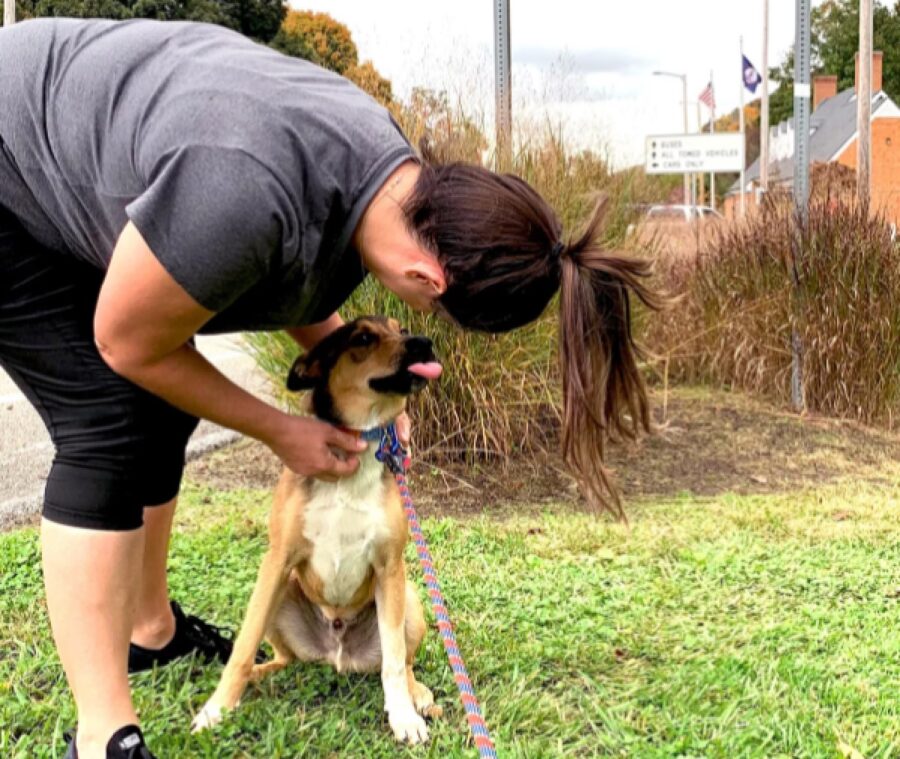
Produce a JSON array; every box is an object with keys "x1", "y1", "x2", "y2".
[
  {"x1": 130, "y1": 0, "x2": 230, "y2": 27},
  {"x1": 768, "y1": 51, "x2": 795, "y2": 127},
  {"x1": 20, "y1": 0, "x2": 133, "y2": 19},
  {"x1": 218, "y1": 0, "x2": 284, "y2": 42},
  {"x1": 19, "y1": 0, "x2": 285, "y2": 42},
  {"x1": 769, "y1": 0, "x2": 900, "y2": 125}
]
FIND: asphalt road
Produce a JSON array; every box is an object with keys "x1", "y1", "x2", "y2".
[{"x1": 0, "y1": 335, "x2": 267, "y2": 529}]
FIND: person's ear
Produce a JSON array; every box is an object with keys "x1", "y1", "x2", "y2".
[
  {"x1": 286, "y1": 354, "x2": 321, "y2": 391},
  {"x1": 404, "y1": 259, "x2": 446, "y2": 297}
]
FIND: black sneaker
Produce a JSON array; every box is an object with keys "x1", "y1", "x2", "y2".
[
  {"x1": 63, "y1": 724, "x2": 156, "y2": 758},
  {"x1": 128, "y1": 601, "x2": 253, "y2": 674}
]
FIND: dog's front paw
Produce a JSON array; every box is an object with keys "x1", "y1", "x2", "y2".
[
  {"x1": 191, "y1": 701, "x2": 225, "y2": 733},
  {"x1": 388, "y1": 707, "x2": 429, "y2": 744},
  {"x1": 410, "y1": 681, "x2": 442, "y2": 718}
]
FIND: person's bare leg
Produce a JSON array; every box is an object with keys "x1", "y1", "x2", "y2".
[
  {"x1": 131, "y1": 497, "x2": 177, "y2": 648},
  {"x1": 42, "y1": 519, "x2": 144, "y2": 759}
]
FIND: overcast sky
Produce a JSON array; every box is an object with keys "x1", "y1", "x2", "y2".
[{"x1": 293, "y1": 1, "x2": 817, "y2": 167}]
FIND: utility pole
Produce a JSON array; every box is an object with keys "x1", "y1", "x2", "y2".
[
  {"x1": 791, "y1": 0, "x2": 812, "y2": 414},
  {"x1": 760, "y1": 0, "x2": 770, "y2": 194},
  {"x1": 3, "y1": 0, "x2": 14, "y2": 26},
  {"x1": 493, "y1": 0, "x2": 512, "y2": 160},
  {"x1": 653, "y1": 71, "x2": 691, "y2": 206},
  {"x1": 681, "y1": 74, "x2": 690, "y2": 206},
  {"x1": 858, "y1": 0, "x2": 873, "y2": 203}
]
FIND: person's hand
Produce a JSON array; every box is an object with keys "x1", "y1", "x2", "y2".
[
  {"x1": 396, "y1": 412, "x2": 412, "y2": 447},
  {"x1": 267, "y1": 414, "x2": 367, "y2": 481}
]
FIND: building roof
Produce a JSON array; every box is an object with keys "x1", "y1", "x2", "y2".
[{"x1": 728, "y1": 88, "x2": 900, "y2": 194}]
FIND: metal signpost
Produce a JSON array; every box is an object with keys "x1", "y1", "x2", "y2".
[
  {"x1": 791, "y1": 0, "x2": 812, "y2": 413},
  {"x1": 645, "y1": 133, "x2": 744, "y2": 176},
  {"x1": 760, "y1": 0, "x2": 770, "y2": 192},
  {"x1": 493, "y1": 0, "x2": 512, "y2": 156},
  {"x1": 739, "y1": 37, "x2": 747, "y2": 216}
]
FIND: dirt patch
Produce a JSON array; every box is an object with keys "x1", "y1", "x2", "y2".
[
  {"x1": 614, "y1": 387, "x2": 900, "y2": 498},
  {"x1": 184, "y1": 436, "x2": 571, "y2": 520},
  {"x1": 186, "y1": 437, "x2": 282, "y2": 492},
  {"x1": 185, "y1": 386, "x2": 900, "y2": 518}
]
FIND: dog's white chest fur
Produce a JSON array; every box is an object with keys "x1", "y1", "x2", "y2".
[{"x1": 303, "y1": 451, "x2": 390, "y2": 607}]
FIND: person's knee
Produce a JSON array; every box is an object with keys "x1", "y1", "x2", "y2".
[
  {"x1": 43, "y1": 403, "x2": 199, "y2": 528},
  {"x1": 43, "y1": 460, "x2": 146, "y2": 531},
  {"x1": 140, "y1": 408, "x2": 200, "y2": 507}
]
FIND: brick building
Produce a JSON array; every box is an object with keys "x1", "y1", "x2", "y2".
[{"x1": 724, "y1": 52, "x2": 900, "y2": 222}]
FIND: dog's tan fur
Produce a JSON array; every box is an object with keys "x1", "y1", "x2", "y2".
[{"x1": 193, "y1": 318, "x2": 440, "y2": 743}]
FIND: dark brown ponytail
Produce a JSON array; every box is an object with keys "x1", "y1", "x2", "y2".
[
  {"x1": 558, "y1": 198, "x2": 666, "y2": 517},
  {"x1": 403, "y1": 160, "x2": 665, "y2": 515}
]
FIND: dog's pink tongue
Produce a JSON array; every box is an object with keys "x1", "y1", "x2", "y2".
[{"x1": 407, "y1": 362, "x2": 443, "y2": 380}]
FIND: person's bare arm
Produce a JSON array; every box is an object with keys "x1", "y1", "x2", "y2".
[
  {"x1": 94, "y1": 222, "x2": 365, "y2": 478},
  {"x1": 286, "y1": 313, "x2": 344, "y2": 350}
]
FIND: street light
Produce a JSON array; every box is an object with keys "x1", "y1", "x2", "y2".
[{"x1": 653, "y1": 70, "x2": 691, "y2": 206}]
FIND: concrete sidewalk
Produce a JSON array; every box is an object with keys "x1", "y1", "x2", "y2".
[{"x1": 0, "y1": 335, "x2": 267, "y2": 530}]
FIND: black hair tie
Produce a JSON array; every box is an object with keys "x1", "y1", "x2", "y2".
[{"x1": 551, "y1": 241, "x2": 566, "y2": 260}]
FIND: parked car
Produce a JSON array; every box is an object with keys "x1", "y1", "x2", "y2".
[
  {"x1": 644, "y1": 204, "x2": 724, "y2": 222},
  {"x1": 625, "y1": 203, "x2": 724, "y2": 238}
]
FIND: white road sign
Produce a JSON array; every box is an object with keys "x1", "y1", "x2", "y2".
[{"x1": 645, "y1": 133, "x2": 745, "y2": 174}]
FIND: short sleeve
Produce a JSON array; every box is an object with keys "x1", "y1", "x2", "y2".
[{"x1": 126, "y1": 146, "x2": 288, "y2": 312}]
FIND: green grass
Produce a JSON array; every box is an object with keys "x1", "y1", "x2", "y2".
[{"x1": 1, "y1": 481, "x2": 898, "y2": 758}]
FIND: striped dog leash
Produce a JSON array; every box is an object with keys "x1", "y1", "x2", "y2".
[{"x1": 369, "y1": 424, "x2": 498, "y2": 758}]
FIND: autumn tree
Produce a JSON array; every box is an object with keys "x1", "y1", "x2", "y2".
[
  {"x1": 271, "y1": 10, "x2": 357, "y2": 74},
  {"x1": 345, "y1": 60, "x2": 393, "y2": 105},
  {"x1": 271, "y1": 10, "x2": 394, "y2": 106}
]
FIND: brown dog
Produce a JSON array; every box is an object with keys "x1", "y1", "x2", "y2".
[{"x1": 193, "y1": 317, "x2": 443, "y2": 744}]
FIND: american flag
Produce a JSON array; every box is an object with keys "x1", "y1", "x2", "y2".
[{"x1": 699, "y1": 81, "x2": 716, "y2": 111}]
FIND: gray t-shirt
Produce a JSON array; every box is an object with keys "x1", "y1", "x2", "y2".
[{"x1": 0, "y1": 18, "x2": 414, "y2": 332}]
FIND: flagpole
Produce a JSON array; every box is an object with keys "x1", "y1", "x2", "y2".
[
  {"x1": 739, "y1": 37, "x2": 747, "y2": 217},
  {"x1": 709, "y1": 70, "x2": 716, "y2": 212},
  {"x1": 697, "y1": 100, "x2": 705, "y2": 206}
]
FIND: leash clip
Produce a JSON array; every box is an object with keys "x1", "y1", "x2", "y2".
[{"x1": 373, "y1": 423, "x2": 410, "y2": 475}]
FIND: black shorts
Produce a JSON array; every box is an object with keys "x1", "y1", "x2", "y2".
[{"x1": 0, "y1": 208, "x2": 199, "y2": 531}]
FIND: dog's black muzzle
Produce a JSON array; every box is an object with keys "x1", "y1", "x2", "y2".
[{"x1": 368, "y1": 336, "x2": 438, "y2": 395}]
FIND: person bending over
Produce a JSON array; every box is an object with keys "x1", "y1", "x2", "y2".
[{"x1": 0, "y1": 18, "x2": 661, "y2": 759}]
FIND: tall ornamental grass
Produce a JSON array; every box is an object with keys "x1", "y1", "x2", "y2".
[{"x1": 645, "y1": 196, "x2": 900, "y2": 426}]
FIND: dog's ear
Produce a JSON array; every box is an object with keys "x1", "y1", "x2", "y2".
[{"x1": 286, "y1": 354, "x2": 321, "y2": 391}]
